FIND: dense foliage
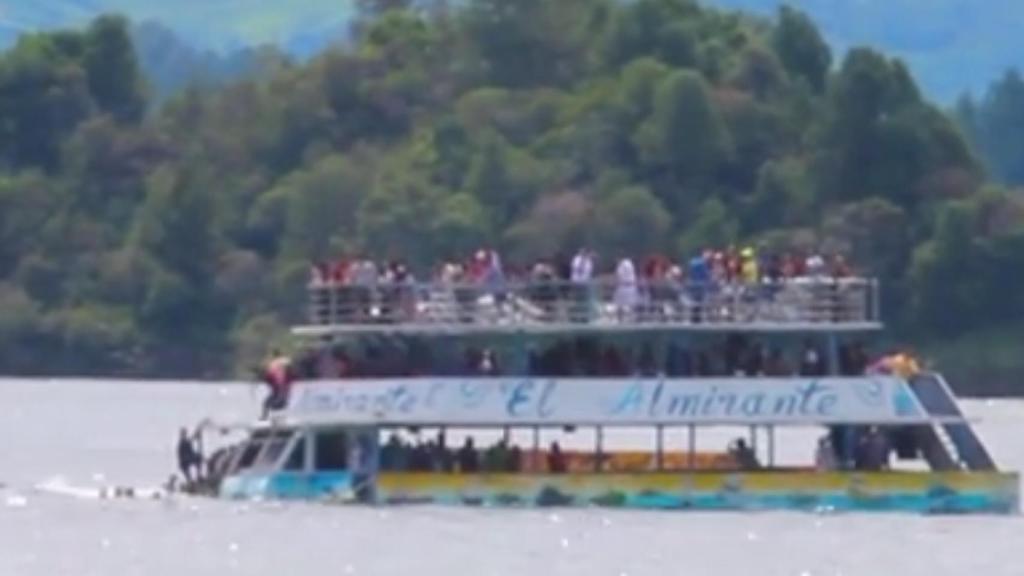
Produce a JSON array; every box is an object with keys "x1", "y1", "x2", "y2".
[
  {"x1": 956, "y1": 69, "x2": 1024, "y2": 188},
  {"x1": 0, "y1": 3, "x2": 1022, "y2": 391}
]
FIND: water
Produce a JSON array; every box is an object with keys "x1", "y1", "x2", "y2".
[{"x1": 0, "y1": 379, "x2": 1021, "y2": 576}]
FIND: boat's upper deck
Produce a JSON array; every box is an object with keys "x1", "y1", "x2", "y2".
[{"x1": 296, "y1": 276, "x2": 881, "y2": 336}]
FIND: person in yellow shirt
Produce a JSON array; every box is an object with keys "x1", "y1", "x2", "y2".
[
  {"x1": 887, "y1": 350, "x2": 922, "y2": 379},
  {"x1": 740, "y1": 247, "x2": 759, "y2": 284}
]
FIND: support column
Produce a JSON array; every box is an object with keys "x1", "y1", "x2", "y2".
[
  {"x1": 687, "y1": 424, "x2": 696, "y2": 470},
  {"x1": 655, "y1": 425, "x2": 664, "y2": 471},
  {"x1": 532, "y1": 426, "x2": 541, "y2": 472}
]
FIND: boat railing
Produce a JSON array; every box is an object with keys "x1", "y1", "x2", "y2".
[{"x1": 303, "y1": 276, "x2": 880, "y2": 330}]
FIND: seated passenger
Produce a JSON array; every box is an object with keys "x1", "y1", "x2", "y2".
[
  {"x1": 483, "y1": 439, "x2": 509, "y2": 472},
  {"x1": 728, "y1": 438, "x2": 760, "y2": 471},
  {"x1": 814, "y1": 435, "x2": 837, "y2": 471},
  {"x1": 457, "y1": 438, "x2": 479, "y2": 473},
  {"x1": 798, "y1": 340, "x2": 826, "y2": 376},
  {"x1": 547, "y1": 441, "x2": 567, "y2": 473},
  {"x1": 380, "y1": 433, "x2": 403, "y2": 471},
  {"x1": 854, "y1": 427, "x2": 891, "y2": 471}
]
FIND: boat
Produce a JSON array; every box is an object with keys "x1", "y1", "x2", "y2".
[{"x1": 199, "y1": 269, "x2": 1019, "y2": 514}]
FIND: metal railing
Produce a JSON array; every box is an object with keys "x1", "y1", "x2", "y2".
[{"x1": 304, "y1": 277, "x2": 880, "y2": 330}]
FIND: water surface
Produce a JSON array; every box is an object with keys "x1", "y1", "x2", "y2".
[{"x1": 0, "y1": 378, "x2": 1020, "y2": 576}]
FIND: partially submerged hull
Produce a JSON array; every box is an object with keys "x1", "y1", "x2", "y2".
[{"x1": 221, "y1": 470, "x2": 1020, "y2": 514}]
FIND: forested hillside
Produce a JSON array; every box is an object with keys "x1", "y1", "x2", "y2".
[{"x1": 0, "y1": 1, "x2": 1022, "y2": 391}]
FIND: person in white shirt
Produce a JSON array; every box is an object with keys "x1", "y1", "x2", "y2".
[
  {"x1": 614, "y1": 257, "x2": 638, "y2": 321},
  {"x1": 571, "y1": 249, "x2": 593, "y2": 282},
  {"x1": 570, "y1": 249, "x2": 594, "y2": 321}
]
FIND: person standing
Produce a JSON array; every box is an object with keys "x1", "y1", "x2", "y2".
[
  {"x1": 614, "y1": 257, "x2": 638, "y2": 322},
  {"x1": 570, "y1": 248, "x2": 594, "y2": 322},
  {"x1": 176, "y1": 428, "x2": 202, "y2": 487}
]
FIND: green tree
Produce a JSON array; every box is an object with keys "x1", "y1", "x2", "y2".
[
  {"x1": 677, "y1": 197, "x2": 738, "y2": 254},
  {"x1": 634, "y1": 70, "x2": 732, "y2": 211},
  {"x1": 83, "y1": 15, "x2": 147, "y2": 123},
  {"x1": 772, "y1": 5, "x2": 831, "y2": 93},
  {"x1": 592, "y1": 185, "x2": 672, "y2": 255},
  {"x1": 956, "y1": 69, "x2": 1024, "y2": 185}
]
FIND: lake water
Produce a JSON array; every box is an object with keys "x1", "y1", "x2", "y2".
[{"x1": 0, "y1": 378, "x2": 1021, "y2": 576}]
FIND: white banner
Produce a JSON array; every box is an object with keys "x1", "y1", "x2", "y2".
[{"x1": 285, "y1": 376, "x2": 928, "y2": 426}]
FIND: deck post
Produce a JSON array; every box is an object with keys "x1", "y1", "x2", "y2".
[
  {"x1": 655, "y1": 425, "x2": 664, "y2": 471},
  {"x1": 595, "y1": 426, "x2": 604, "y2": 472},
  {"x1": 304, "y1": 427, "x2": 315, "y2": 474},
  {"x1": 687, "y1": 424, "x2": 696, "y2": 470},
  {"x1": 532, "y1": 425, "x2": 540, "y2": 472},
  {"x1": 826, "y1": 332, "x2": 839, "y2": 376},
  {"x1": 767, "y1": 425, "x2": 775, "y2": 468},
  {"x1": 327, "y1": 283, "x2": 337, "y2": 325}
]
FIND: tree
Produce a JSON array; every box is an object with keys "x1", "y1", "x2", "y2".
[
  {"x1": 132, "y1": 165, "x2": 227, "y2": 347},
  {"x1": 276, "y1": 155, "x2": 368, "y2": 260},
  {"x1": 634, "y1": 70, "x2": 731, "y2": 210},
  {"x1": 602, "y1": 0, "x2": 702, "y2": 69},
  {"x1": 84, "y1": 15, "x2": 147, "y2": 123},
  {"x1": 772, "y1": 6, "x2": 831, "y2": 93},
  {"x1": 592, "y1": 185, "x2": 672, "y2": 255},
  {"x1": 463, "y1": 0, "x2": 598, "y2": 88},
  {"x1": 0, "y1": 34, "x2": 94, "y2": 169},
  {"x1": 957, "y1": 69, "x2": 1024, "y2": 185},
  {"x1": 676, "y1": 197, "x2": 738, "y2": 255}
]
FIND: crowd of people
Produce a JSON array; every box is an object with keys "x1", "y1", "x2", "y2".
[
  {"x1": 307, "y1": 246, "x2": 867, "y2": 325},
  {"x1": 257, "y1": 336, "x2": 873, "y2": 396},
  {"x1": 309, "y1": 246, "x2": 856, "y2": 290},
  {"x1": 378, "y1": 432, "x2": 566, "y2": 474}
]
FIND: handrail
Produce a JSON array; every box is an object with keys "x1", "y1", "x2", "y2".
[{"x1": 304, "y1": 276, "x2": 881, "y2": 330}]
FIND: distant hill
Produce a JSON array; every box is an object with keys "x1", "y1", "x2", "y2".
[
  {"x1": 0, "y1": 0, "x2": 353, "y2": 56},
  {"x1": 712, "y1": 0, "x2": 1024, "y2": 101},
  {"x1": 0, "y1": 0, "x2": 1018, "y2": 101}
]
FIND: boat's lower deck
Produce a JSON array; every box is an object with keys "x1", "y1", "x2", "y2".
[{"x1": 221, "y1": 470, "x2": 1020, "y2": 514}]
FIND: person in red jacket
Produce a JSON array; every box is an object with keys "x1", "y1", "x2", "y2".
[{"x1": 260, "y1": 350, "x2": 293, "y2": 418}]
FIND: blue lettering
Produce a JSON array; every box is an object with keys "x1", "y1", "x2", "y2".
[
  {"x1": 701, "y1": 386, "x2": 718, "y2": 415},
  {"x1": 648, "y1": 380, "x2": 665, "y2": 417},
  {"x1": 716, "y1": 393, "x2": 738, "y2": 415},
  {"x1": 392, "y1": 386, "x2": 417, "y2": 413},
  {"x1": 667, "y1": 394, "x2": 700, "y2": 417},
  {"x1": 610, "y1": 383, "x2": 645, "y2": 416},
  {"x1": 772, "y1": 395, "x2": 797, "y2": 415},
  {"x1": 816, "y1": 392, "x2": 838, "y2": 415},
  {"x1": 424, "y1": 381, "x2": 445, "y2": 408},
  {"x1": 796, "y1": 381, "x2": 829, "y2": 415},
  {"x1": 537, "y1": 380, "x2": 557, "y2": 418},
  {"x1": 740, "y1": 393, "x2": 765, "y2": 416},
  {"x1": 506, "y1": 381, "x2": 534, "y2": 417}
]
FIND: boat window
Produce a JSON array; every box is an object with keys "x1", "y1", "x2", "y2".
[
  {"x1": 254, "y1": 430, "x2": 292, "y2": 470},
  {"x1": 284, "y1": 436, "x2": 307, "y2": 471},
  {"x1": 315, "y1": 430, "x2": 348, "y2": 471},
  {"x1": 236, "y1": 440, "x2": 264, "y2": 471}
]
